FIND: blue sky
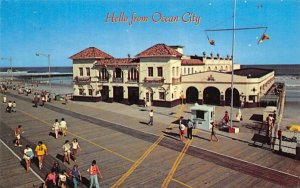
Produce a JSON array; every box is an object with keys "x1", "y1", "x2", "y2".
[{"x1": 1, "y1": 0, "x2": 299, "y2": 67}]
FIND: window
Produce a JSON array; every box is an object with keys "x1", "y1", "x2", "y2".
[
  {"x1": 79, "y1": 89, "x2": 84, "y2": 95},
  {"x1": 172, "y1": 67, "x2": 175, "y2": 76},
  {"x1": 79, "y1": 68, "x2": 83, "y2": 76},
  {"x1": 86, "y1": 67, "x2": 90, "y2": 76},
  {"x1": 157, "y1": 67, "x2": 163, "y2": 77},
  {"x1": 89, "y1": 89, "x2": 93, "y2": 96},
  {"x1": 249, "y1": 95, "x2": 256, "y2": 102},
  {"x1": 196, "y1": 110, "x2": 205, "y2": 119},
  {"x1": 128, "y1": 68, "x2": 138, "y2": 80},
  {"x1": 184, "y1": 67, "x2": 186, "y2": 75},
  {"x1": 176, "y1": 67, "x2": 179, "y2": 76},
  {"x1": 100, "y1": 68, "x2": 108, "y2": 80},
  {"x1": 148, "y1": 67, "x2": 153, "y2": 77},
  {"x1": 115, "y1": 68, "x2": 122, "y2": 78},
  {"x1": 188, "y1": 68, "x2": 190, "y2": 74},
  {"x1": 191, "y1": 67, "x2": 194, "y2": 73},
  {"x1": 159, "y1": 92, "x2": 165, "y2": 100}
]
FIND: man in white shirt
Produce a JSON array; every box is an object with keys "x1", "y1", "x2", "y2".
[
  {"x1": 148, "y1": 109, "x2": 154, "y2": 126},
  {"x1": 60, "y1": 118, "x2": 68, "y2": 136}
]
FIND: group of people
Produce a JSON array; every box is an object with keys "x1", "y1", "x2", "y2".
[
  {"x1": 178, "y1": 116, "x2": 219, "y2": 142},
  {"x1": 44, "y1": 160, "x2": 102, "y2": 188},
  {"x1": 178, "y1": 117, "x2": 194, "y2": 141},
  {"x1": 33, "y1": 92, "x2": 50, "y2": 107},
  {"x1": 52, "y1": 118, "x2": 68, "y2": 138},
  {"x1": 62, "y1": 138, "x2": 81, "y2": 164},
  {"x1": 15, "y1": 124, "x2": 103, "y2": 188},
  {"x1": 45, "y1": 161, "x2": 83, "y2": 188},
  {"x1": 3, "y1": 95, "x2": 17, "y2": 113}
]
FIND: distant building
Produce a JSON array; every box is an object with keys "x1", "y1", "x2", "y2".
[{"x1": 70, "y1": 44, "x2": 274, "y2": 107}]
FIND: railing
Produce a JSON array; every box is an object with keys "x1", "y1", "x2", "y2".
[
  {"x1": 144, "y1": 77, "x2": 164, "y2": 84},
  {"x1": 112, "y1": 77, "x2": 123, "y2": 83},
  {"x1": 99, "y1": 78, "x2": 109, "y2": 83},
  {"x1": 172, "y1": 77, "x2": 181, "y2": 84},
  {"x1": 74, "y1": 76, "x2": 91, "y2": 83},
  {"x1": 127, "y1": 79, "x2": 138, "y2": 83}
]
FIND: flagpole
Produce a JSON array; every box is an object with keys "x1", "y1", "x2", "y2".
[{"x1": 230, "y1": 0, "x2": 237, "y2": 128}]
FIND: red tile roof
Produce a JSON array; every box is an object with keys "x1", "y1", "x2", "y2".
[
  {"x1": 136, "y1": 44, "x2": 182, "y2": 58},
  {"x1": 181, "y1": 59, "x2": 204, "y2": 65},
  {"x1": 69, "y1": 47, "x2": 113, "y2": 59},
  {"x1": 95, "y1": 58, "x2": 139, "y2": 66}
]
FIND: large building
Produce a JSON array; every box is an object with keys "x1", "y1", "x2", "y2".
[{"x1": 70, "y1": 44, "x2": 274, "y2": 108}]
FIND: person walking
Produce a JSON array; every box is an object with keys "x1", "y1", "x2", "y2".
[
  {"x1": 45, "y1": 168, "x2": 57, "y2": 188},
  {"x1": 23, "y1": 145, "x2": 34, "y2": 172},
  {"x1": 148, "y1": 109, "x2": 154, "y2": 126},
  {"x1": 52, "y1": 119, "x2": 60, "y2": 139},
  {"x1": 179, "y1": 119, "x2": 186, "y2": 142},
  {"x1": 62, "y1": 140, "x2": 71, "y2": 164},
  {"x1": 187, "y1": 119, "x2": 194, "y2": 139},
  {"x1": 58, "y1": 170, "x2": 69, "y2": 188},
  {"x1": 12, "y1": 101, "x2": 16, "y2": 112},
  {"x1": 41, "y1": 95, "x2": 46, "y2": 107},
  {"x1": 62, "y1": 94, "x2": 68, "y2": 105},
  {"x1": 35, "y1": 141, "x2": 48, "y2": 169},
  {"x1": 15, "y1": 125, "x2": 22, "y2": 147},
  {"x1": 69, "y1": 164, "x2": 82, "y2": 188},
  {"x1": 87, "y1": 160, "x2": 103, "y2": 188},
  {"x1": 3, "y1": 95, "x2": 7, "y2": 103},
  {"x1": 52, "y1": 161, "x2": 61, "y2": 185},
  {"x1": 6, "y1": 100, "x2": 12, "y2": 113},
  {"x1": 72, "y1": 138, "x2": 81, "y2": 162},
  {"x1": 210, "y1": 122, "x2": 219, "y2": 142},
  {"x1": 33, "y1": 95, "x2": 39, "y2": 108},
  {"x1": 60, "y1": 118, "x2": 68, "y2": 136},
  {"x1": 143, "y1": 97, "x2": 147, "y2": 107}
]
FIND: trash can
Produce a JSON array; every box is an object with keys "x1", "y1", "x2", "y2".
[{"x1": 55, "y1": 95, "x2": 61, "y2": 101}]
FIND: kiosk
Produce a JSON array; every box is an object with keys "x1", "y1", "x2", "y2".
[{"x1": 190, "y1": 103, "x2": 215, "y2": 131}]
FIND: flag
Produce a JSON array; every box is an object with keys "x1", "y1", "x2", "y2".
[
  {"x1": 258, "y1": 34, "x2": 270, "y2": 44},
  {"x1": 209, "y1": 39, "x2": 215, "y2": 45}
]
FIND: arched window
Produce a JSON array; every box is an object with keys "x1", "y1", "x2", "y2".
[
  {"x1": 100, "y1": 68, "x2": 108, "y2": 80},
  {"x1": 128, "y1": 67, "x2": 138, "y2": 81},
  {"x1": 215, "y1": 66, "x2": 217, "y2": 70},
  {"x1": 208, "y1": 67, "x2": 211, "y2": 71}
]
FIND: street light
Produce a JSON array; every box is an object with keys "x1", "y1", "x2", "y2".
[
  {"x1": 36, "y1": 53, "x2": 51, "y2": 90},
  {"x1": 1, "y1": 57, "x2": 13, "y2": 82}
]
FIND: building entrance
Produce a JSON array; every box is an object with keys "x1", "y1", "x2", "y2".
[
  {"x1": 128, "y1": 87, "x2": 139, "y2": 104},
  {"x1": 113, "y1": 86, "x2": 124, "y2": 102},
  {"x1": 225, "y1": 88, "x2": 240, "y2": 107},
  {"x1": 203, "y1": 87, "x2": 220, "y2": 105},
  {"x1": 186, "y1": 87, "x2": 199, "y2": 103}
]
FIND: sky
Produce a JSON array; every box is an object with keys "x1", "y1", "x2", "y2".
[{"x1": 1, "y1": 0, "x2": 300, "y2": 67}]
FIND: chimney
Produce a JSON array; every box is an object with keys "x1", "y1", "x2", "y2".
[{"x1": 169, "y1": 45, "x2": 184, "y2": 55}]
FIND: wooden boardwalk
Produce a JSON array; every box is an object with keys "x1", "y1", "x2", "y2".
[
  {"x1": 0, "y1": 139, "x2": 42, "y2": 188},
  {"x1": 1, "y1": 92, "x2": 300, "y2": 187}
]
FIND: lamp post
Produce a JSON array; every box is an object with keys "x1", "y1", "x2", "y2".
[
  {"x1": 36, "y1": 53, "x2": 51, "y2": 90},
  {"x1": 1, "y1": 57, "x2": 13, "y2": 82}
]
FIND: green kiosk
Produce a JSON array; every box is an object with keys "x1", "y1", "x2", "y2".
[{"x1": 190, "y1": 103, "x2": 215, "y2": 131}]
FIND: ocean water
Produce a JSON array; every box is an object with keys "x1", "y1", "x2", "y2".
[
  {"x1": 0, "y1": 66, "x2": 72, "y2": 73},
  {"x1": 275, "y1": 76, "x2": 300, "y2": 102}
]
